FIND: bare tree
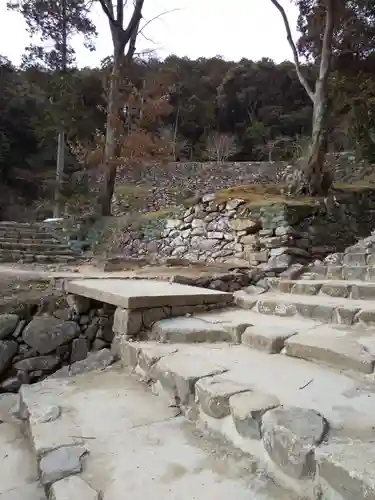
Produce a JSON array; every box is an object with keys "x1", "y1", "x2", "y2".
[
  {"x1": 269, "y1": 0, "x2": 336, "y2": 195},
  {"x1": 97, "y1": 0, "x2": 144, "y2": 215},
  {"x1": 160, "y1": 126, "x2": 188, "y2": 161},
  {"x1": 206, "y1": 133, "x2": 238, "y2": 163}
]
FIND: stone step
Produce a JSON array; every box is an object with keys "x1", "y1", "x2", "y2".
[
  {"x1": 278, "y1": 279, "x2": 375, "y2": 300},
  {"x1": 120, "y1": 340, "x2": 375, "y2": 499},
  {"x1": 0, "y1": 237, "x2": 59, "y2": 245},
  {"x1": 235, "y1": 290, "x2": 375, "y2": 327},
  {"x1": 0, "y1": 231, "x2": 56, "y2": 240},
  {"x1": 0, "y1": 241, "x2": 71, "y2": 252},
  {"x1": 149, "y1": 308, "x2": 375, "y2": 376},
  {"x1": 302, "y1": 264, "x2": 375, "y2": 282},
  {"x1": 0, "y1": 250, "x2": 79, "y2": 263},
  {"x1": 19, "y1": 367, "x2": 294, "y2": 500}
]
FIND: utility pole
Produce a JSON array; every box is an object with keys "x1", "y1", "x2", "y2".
[{"x1": 53, "y1": 0, "x2": 67, "y2": 218}]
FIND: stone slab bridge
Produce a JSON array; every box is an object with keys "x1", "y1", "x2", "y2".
[{"x1": 21, "y1": 272, "x2": 375, "y2": 500}]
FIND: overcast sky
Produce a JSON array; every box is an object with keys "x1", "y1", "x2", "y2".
[{"x1": 0, "y1": 0, "x2": 299, "y2": 67}]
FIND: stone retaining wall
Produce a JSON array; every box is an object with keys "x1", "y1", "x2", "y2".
[
  {"x1": 157, "y1": 187, "x2": 375, "y2": 271},
  {"x1": 0, "y1": 295, "x2": 115, "y2": 393}
]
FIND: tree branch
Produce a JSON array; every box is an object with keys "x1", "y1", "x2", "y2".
[
  {"x1": 269, "y1": 0, "x2": 315, "y2": 102},
  {"x1": 117, "y1": 0, "x2": 124, "y2": 26},
  {"x1": 97, "y1": 0, "x2": 116, "y2": 25},
  {"x1": 121, "y1": 0, "x2": 144, "y2": 44}
]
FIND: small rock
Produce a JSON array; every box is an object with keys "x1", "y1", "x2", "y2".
[
  {"x1": 30, "y1": 404, "x2": 61, "y2": 424},
  {"x1": 39, "y1": 446, "x2": 88, "y2": 485},
  {"x1": 67, "y1": 294, "x2": 91, "y2": 314},
  {"x1": 0, "y1": 376, "x2": 22, "y2": 393},
  {"x1": 0, "y1": 340, "x2": 18, "y2": 377},
  {"x1": 13, "y1": 355, "x2": 60, "y2": 372},
  {"x1": 70, "y1": 338, "x2": 89, "y2": 364},
  {"x1": 0, "y1": 314, "x2": 19, "y2": 340}
]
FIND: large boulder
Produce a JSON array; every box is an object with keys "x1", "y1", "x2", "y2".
[
  {"x1": 0, "y1": 314, "x2": 19, "y2": 340},
  {"x1": 0, "y1": 340, "x2": 18, "y2": 376},
  {"x1": 22, "y1": 317, "x2": 80, "y2": 354}
]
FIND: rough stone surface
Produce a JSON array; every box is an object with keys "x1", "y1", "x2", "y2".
[
  {"x1": 22, "y1": 317, "x2": 80, "y2": 355},
  {"x1": 230, "y1": 391, "x2": 280, "y2": 439},
  {"x1": 30, "y1": 404, "x2": 62, "y2": 424},
  {"x1": 285, "y1": 334, "x2": 375, "y2": 374},
  {"x1": 195, "y1": 376, "x2": 252, "y2": 419},
  {"x1": 0, "y1": 314, "x2": 19, "y2": 340},
  {"x1": 13, "y1": 355, "x2": 60, "y2": 372},
  {"x1": 54, "y1": 349, "x2": 114, "y2": 377},
  {"x1": 39, "y1": 445, "x2": 88, "y2": 485},
  {"x1": 316, "y1": 441, "x2": 375, "y2": 500},
  {"x1": 261, "y1": 407, "x2": 327, "y2": 480},
  {"x1": 0, "y1": 340, "x2": 18, "y2": 376},
  {"x1": 70, "y1": 338, "x2": 89, "y2": 364},
  {"x1": 50, "y1": 476, "x2": 99, "y2": 500},
  {"x1": 242, "y1": 326, "x2": 297, "y2": 354},
  {"x1": 67, "y1": 294, "x2": 91, "y2": 314}
]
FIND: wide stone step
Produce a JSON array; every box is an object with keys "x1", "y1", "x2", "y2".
[
  {"x1": 19, "y1": 367, "x2": 294, "y2": 500},
  {"x1": 278, "y1": 279, "x2": 375, "y2": 300},
  {"x1": 302, "y1": 264, "x2": 375, "y2": 282},
  {"x1": 0, "y1": 237, "x2": 59, "y2": 245},
  {"x1": 0, "y1": 250, "x2": 79, "y2": 263},
  {"x1": 0, "y1": 241, "x2": 71, "y2": 252},
  {"x1": 120, "y1": 340, "x2": 375, "y2": 499},
  {"x1": 235, "y1": 290, "x2": 375, "y2": 327},
  {"x1": 0, "y1": 231, "x2": 55, "y2": 240}
]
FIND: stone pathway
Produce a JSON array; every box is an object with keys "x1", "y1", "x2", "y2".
[{"x1": 19, "y1": 366, "x2": 297, "y2": 500}]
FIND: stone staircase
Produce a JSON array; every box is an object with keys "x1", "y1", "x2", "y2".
[
  {"x1": 11, "y1": 233, "x2": 375, "y2": 499},
  {"x1": 0, "y1": 222, "x2": 82, "y2": 263}
]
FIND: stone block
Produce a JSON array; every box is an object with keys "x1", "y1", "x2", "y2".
[
  {"x1": 285, "y1": 334, "x2": 375, "y2": 374},
  {"x1": 70, "y1": 338, "x2": 89, "y2": 364},
  {"x1": 151, "y1": 317, "x2": 233, "y2": 343},
  {"x1": 118, "y1": 340, "x2": 139, "y2": 370},
  {"x1": 67, "y1": 294, "x2": 91, "y2": 314},
  {"x1": 113, "y1": 308, "x2": 142, "y2": 337},
  {"x1": 230, "y1": 391, "x2": 280, "y2": 439},
  {"x1": 316, "y1": 441, "x2": 375, "y2": 500},
  {"x1": 351, "y1": 284, "x2": 375, "y2": 300},
  {"x1": 291, "y1": 282, "x2": 321, "y2": 295},
  {"x1": 22, "y1": 318, "x2": 80, "y2": 355},
  {"x1": 335, "y1": 307, "x2": 359, "y2": 325},
  {"x1": 321, "y1": 283, "x2": 350, "y2": 298},
  {"x1": 0, "y1": 314, "x2": 19, "y2": 340},
  {"x1": 149, "y1": 352, "x2": 227, "y2": 407},
  {"x1": 257, "y1": 299, "x2": 297, "y2": 318},
  {"x1": 326, "y1": 266, "x2": 344, "y2": 280},
  {"x1": 344, "y1": 266, "x2": 367, "y2": 281},
  {"x1": 50, "y1": 476, "x2": 99, "y2": 500},
  {"x1": 261, "y1": 407, "x2": 327, "y2": 480},
  {"x1": 355, "y1": 309, "x2": 375, "y2": 326},
  {"x1": 242, "y1": 326, "x2": 297, "y2": 353},
  {"x1": 343, "y1": 253, "x2": 367, "y2": 267},
  {"x1": 195, "y1": 376, "x2": 252, "y2": 419}
]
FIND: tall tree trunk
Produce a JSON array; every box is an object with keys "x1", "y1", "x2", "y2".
[
  {"x1": 100, "y1": 58, "x2": 121, "y2": 216},
  {"x1": 53, "y1": 130, "x2": 65, "y2": 218},
  {"x1": 270, "y1": 0, "x2": 335, "y2": 196}
]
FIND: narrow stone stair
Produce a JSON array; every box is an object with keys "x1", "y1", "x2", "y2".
[{"x1": 0, "y1": 222, "x2": 82, "y2": 263}]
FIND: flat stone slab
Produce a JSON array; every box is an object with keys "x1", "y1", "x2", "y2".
[
  {"x1": 66, "y1": 279, "x2": 232, "y2": 309},
  {"x1": 279, "y1": 279, "x2": 375, "y2": 301},
  {"x1": 50, "y1": 476, "x2": 99, "y2": 500},
  {"x1": 285, "y1": 333, "x2": 375, "y2": 374}
]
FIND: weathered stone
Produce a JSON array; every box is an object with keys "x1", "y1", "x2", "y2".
[
  {"x1": 343, "y1": 253, "x2": 367, "y2": 267},
  {"x1": 316, "y1": 441, "x2": 375, "y2": 500},
  {"x1": 0, "y1": 314, "x2": 19, "y2": 340},
  {"x1": 355, "y1": 309, "x2": 375, "y2": 326},
  {"x1": 70, "y1": 338, "x2": 89, "y2": 364},
  {"x1": 226, "y1": 199, "x2": 245, "y2": 210},
  {"x1": 50, "y1": 476, "x2": 99, "y2": 500},
  {"x1": 150, "y1": 352, "x2": 227, "y2": 407},
  {"x1": 242, "y1": 326, "x2": 297, "y2": 354},
  {"x1": 39, "y1": 446, "x2": 88, "y2": 485},
  {"x1": 54, "y1": 349, "x2": 114, "y2": 378},
  {"x1": 22, "y1": 317, "x2": 80, "y2": 354},
  {"x1": 351, "y1": 284, "x2": 375, "y2": 300},
  {"x1": 285, "y1": 333, "x2": 375, "y2": 373},
  {"x1": 195, "y1": 376, "x2": 251, "y2": 419},
  {"x1": 261, "y1": 407, "x2": 327, "y2": 479},
  {"x1": 263, "y1": 254, "x2": 295, "y2": 272},
  {"x1": 92, "y1": 339, "x2": 108, "y2": 351},
  {"x1": 0, "y1": 340, "x2": 18, "y2": 376},
  {"x1": 11, "y1": 319, "x2": 26, "y2": 339},
  {"x1": 344, "y1": 266, "x2": 366, "y2": 280},
  {"x1": 321, "y1": 283, "x2": 350, "y2": 298},
  {"x1": 257, "y1": 299, "x2": 297, "y2": 317},
  {"x1": 326, "y1": 266, "x2": 344, "y2": 280},
  {"x1": 229, "y1": 218, "x2": 260, "y2": 233},
  {"x1": 230, "y1": 391, "x2": 280, "y2": 439},
  {"x1": 291, "y1": 282, "x2": 321, "y2": 295},
  {"x1": 279, "y1": 263, "x2": 305, "y2": 280},
  {"x1": 243, "y1": 284, "x2": 268, "y2": 295},
  {"x1": 0, "y1": 376, "x2": 22, "y2": 393},
  {"x1": 152, "y1": 317, "x2": 232, "y2": 343},
  {"x1": 13, "y1": 355, "x2": 60, "y2": 372},
  {"x1": 67, "y1": 294, "x2": 91, "y2": 314},
  {"x1": 113, "y1": 308, "x2": 142, "y2": 337}
]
